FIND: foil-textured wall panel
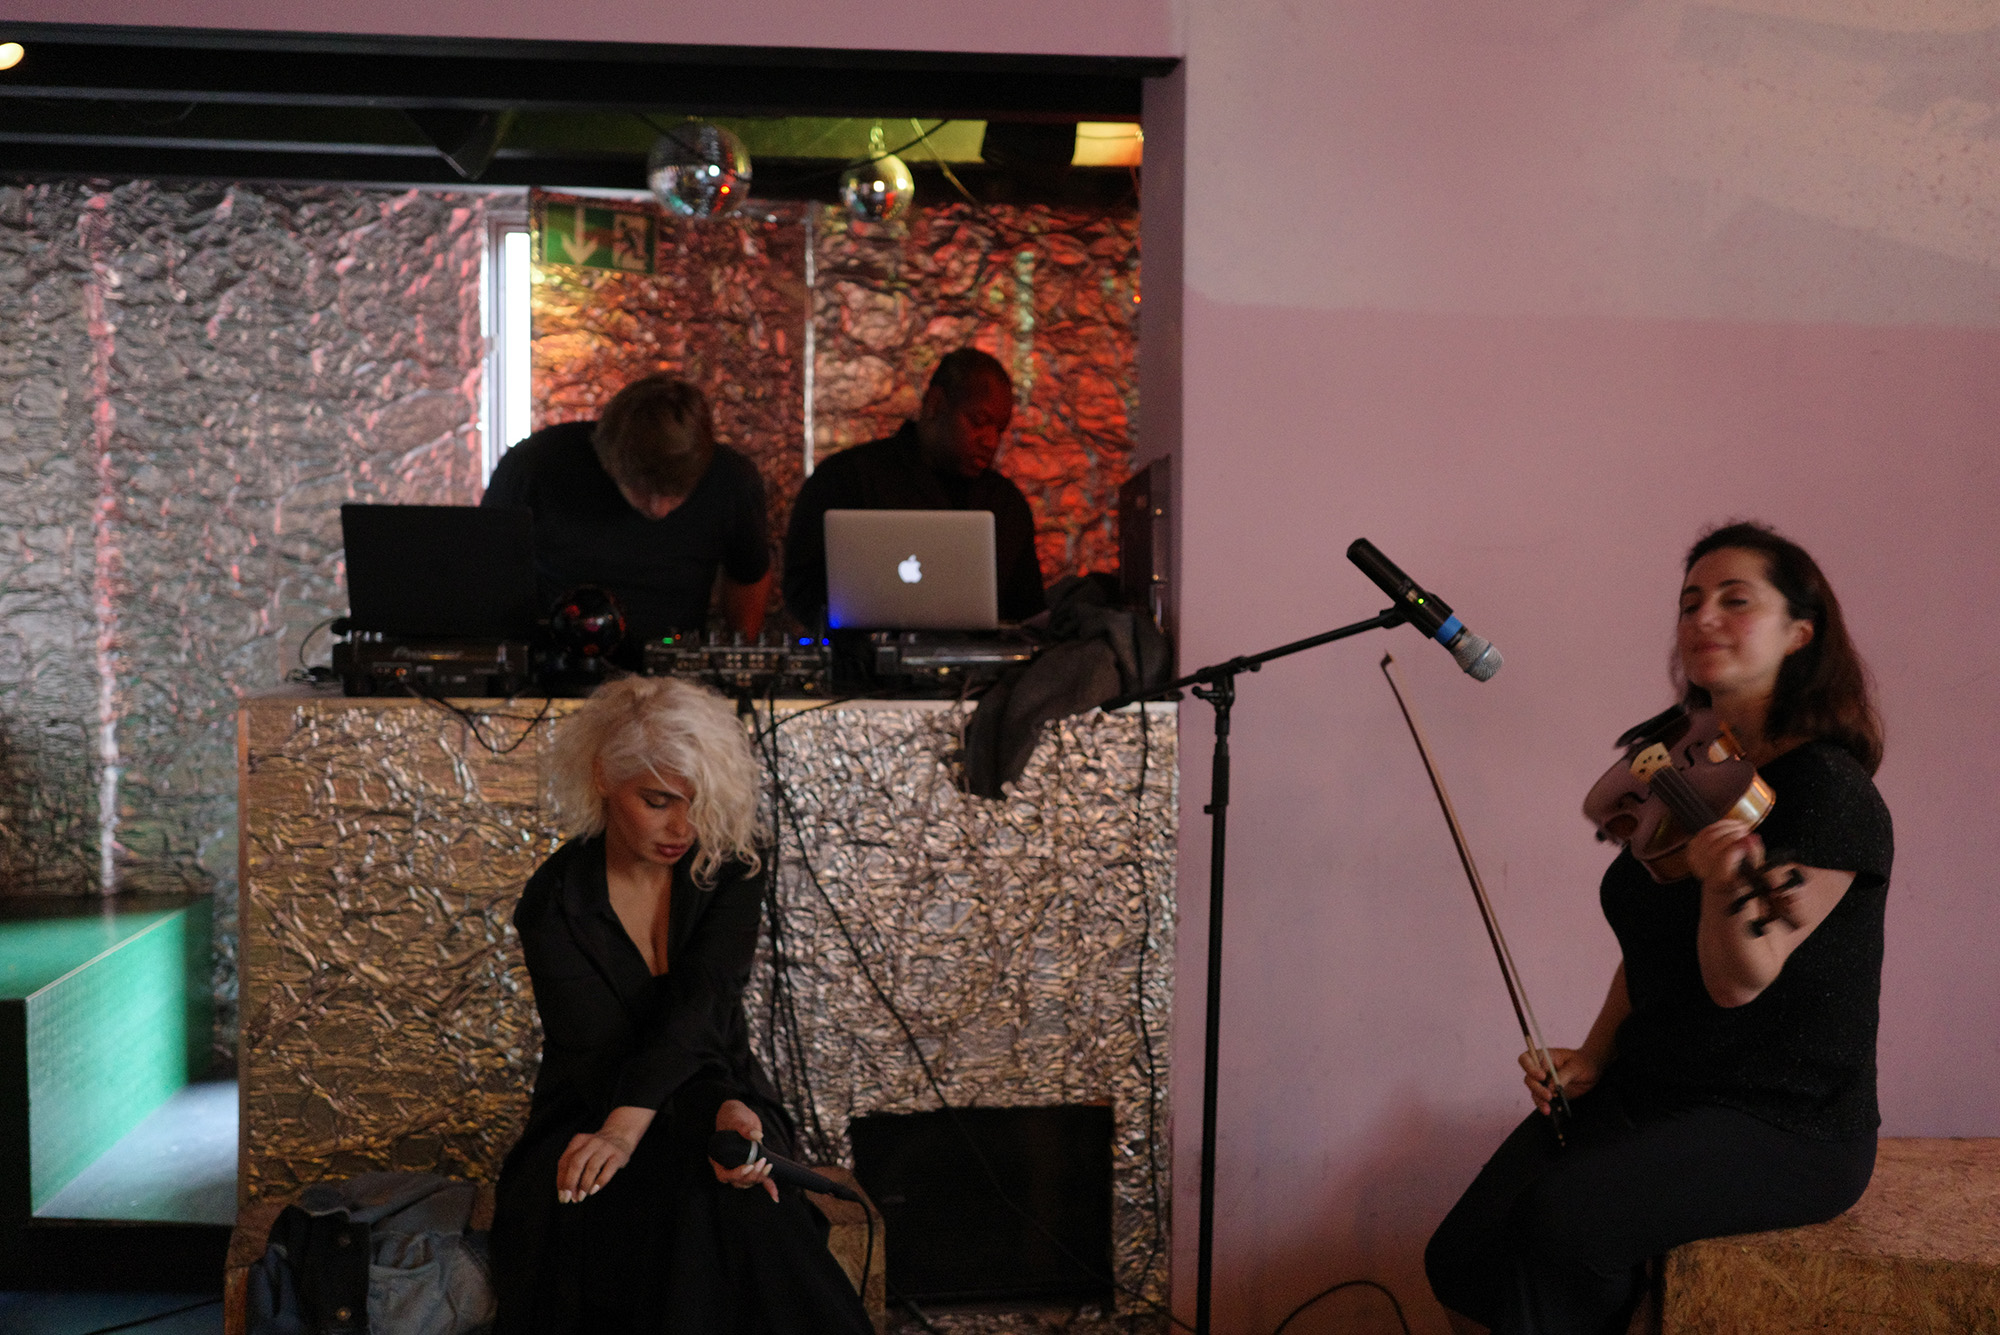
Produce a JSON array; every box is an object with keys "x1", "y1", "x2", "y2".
[
  {"x1": 528, "y1": 192, "x2": 808, "y2": 607},
  {"x1": 238, "y1": 695, "x2": 560, "y2": 1197},
  {"x1": 524, "y1": 195, "x2": 1141, "y2": 613},
  {"x1": 754, "y1": 699, "x2": 1176, "y2": 1320},
  {"x1": 0, "y1": 181, "x2": 489, "y2": 1057},
  {"x1": 813, "y1": 203, "x2": 1141, "y2": 585},
  {"x1": 238, "y1": 693, "x2": 1172, "y2": 1324},
  {"x1": 0, "y1": 183, "x2": 103, "y2": 897}
]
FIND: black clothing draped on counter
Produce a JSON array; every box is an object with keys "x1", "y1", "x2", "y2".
[
  {"x1": 484, "y1": 421, "x2": 771, "y2": 644},
  {"x1": 782, "y1": 421, "x2": 1045, "y2": 628},
  {"x1": 489, "y1": 837, "x2": 872, "y2": 1335},
  {"x1": 1425, "y1": 739, "x2": 1894, "y2": 1335}
]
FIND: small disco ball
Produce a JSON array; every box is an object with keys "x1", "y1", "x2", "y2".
[
  {"x1": 840, "y1": 129, "x2": 915, "y2": 224},
  {"x1": 550, "y1": 585, "x2": 627, "y2": 660},
  {"x1": 648, "y1": 122, "x2": 751, "y2": 219}
]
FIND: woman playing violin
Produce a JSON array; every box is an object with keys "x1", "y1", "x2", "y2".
[{"x1": 1424, "y1": 522, "x2": 1892, "y2": 1335}]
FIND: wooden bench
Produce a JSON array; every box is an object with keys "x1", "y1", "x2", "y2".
[
  {"x1": 223, "y1": 1169, "x2": 885, "y2": 1334},
  {"x1": 1662, "y1": 1138, "x2": 2000, "y2": 1334}
]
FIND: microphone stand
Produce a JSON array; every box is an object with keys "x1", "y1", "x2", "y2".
[{"x1": 1101, "y1": 606, "x2": 1409, "y2": 1335}]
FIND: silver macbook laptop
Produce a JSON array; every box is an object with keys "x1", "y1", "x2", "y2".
[{"x1": 824, "y1": 509, "x2": 999, "y2": 630}]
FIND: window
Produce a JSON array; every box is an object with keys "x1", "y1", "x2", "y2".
[{"x1": 481, "y1": 204, "x2": 534, "y2": 484}]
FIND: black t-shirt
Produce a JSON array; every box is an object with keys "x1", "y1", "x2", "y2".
[
  {"x1": 1601, "y1": 740, "x2": 1894, "y2": 1139},
  {"x1": 781, "y1": 422, "x2": 1046, "y2": 628},
  {"x1": 483, "y1": 421, "x2": 769, "y2": 643}
]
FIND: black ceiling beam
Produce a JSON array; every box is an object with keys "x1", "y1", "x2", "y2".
[
  {"x1": 0, "y1": 141, "x2": 647, "y2": 190},
  {"x1": 0, "y1": 23, "x2": 1172, "y2": 120},
  {"x1": 0, "y1": 144, "x2": 1139, "y2": 208}
]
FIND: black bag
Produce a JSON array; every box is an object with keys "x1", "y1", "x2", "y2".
[{"x1": 247, "y1": 1172, "x2": 495, "y2": 1335}]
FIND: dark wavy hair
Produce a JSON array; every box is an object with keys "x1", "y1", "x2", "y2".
[{"x1": 1677, "y1": 522, "x2": 1882, "y2": 775}]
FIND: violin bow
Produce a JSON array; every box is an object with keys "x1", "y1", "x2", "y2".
[{"x1": 1380, "y1": 654, "x2": 1574, "y2": 1144}]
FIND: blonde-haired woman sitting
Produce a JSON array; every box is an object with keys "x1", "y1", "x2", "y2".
[{"x1": 490, "y1": 676, "x2": 873, "y2": 1335}]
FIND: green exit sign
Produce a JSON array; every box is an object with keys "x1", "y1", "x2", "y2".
[{"x1": 536, "y1": 201, "x2": 657, "y2": 274}]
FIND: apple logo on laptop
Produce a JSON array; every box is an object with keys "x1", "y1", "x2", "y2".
[{"x1": 897, "y1": 554, "x2": 923, "y2": 584}]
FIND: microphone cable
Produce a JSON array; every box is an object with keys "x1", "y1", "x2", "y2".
[
  {"x1": 75, "y1": 1297, "x2": 222, "y2": 1335},
  {"x1": 1269, "y1": 1278, "x2": 1413, "y2": 1335}
]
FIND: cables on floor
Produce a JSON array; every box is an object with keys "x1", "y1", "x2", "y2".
[
  {"x1": 1269, "y1": 1278, "x2": 1414, "y2": 1335},
  {"x1": 76, "y1": 1297, "x2": 222, "y2": 1335}
]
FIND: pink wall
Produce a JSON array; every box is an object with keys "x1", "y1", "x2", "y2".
[
  {"x1": 1161, "y1": 5, "x2": 2000, "y2": 1332},
  {"x1": 16, "y1": 3, "x2": 2000, "y2": 1332}
]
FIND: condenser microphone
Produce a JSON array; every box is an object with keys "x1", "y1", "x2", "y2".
[
  {"x1": 707, "y1": 1131, "x2": 862, "y2": 1202},
  {"x1": 1347, "y1": 538, "x2": 1503, "y2": 681}
]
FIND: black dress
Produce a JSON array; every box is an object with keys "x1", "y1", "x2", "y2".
[
  {"x1": 1424, "y1": 740, "x2": 1894, "y2": 1335},
  {"x1": 490, "y1": 837, "x2": 873, "y2": 1335}
]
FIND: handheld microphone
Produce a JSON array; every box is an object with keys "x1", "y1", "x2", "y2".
[
  {"x1": 707, "y1": 1130, "x2": 861, "y2": 1203},
  {"x1": 1347, "y1": 538, "x2": 1503, "y2": 681}
]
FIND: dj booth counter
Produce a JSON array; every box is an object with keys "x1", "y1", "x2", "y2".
[{"x1": 235, "y1": 688, "x2": 1177, "y2": 1316}]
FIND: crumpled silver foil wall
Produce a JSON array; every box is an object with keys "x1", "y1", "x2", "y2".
[
  {"x1": 813, "y1": 203, "x2": 1141, "y2": 583},
  {"x1": 2, "y1": 179, "x2": 1154, "y2": 1154},
  {"x1": 526, "y1": 198, "x2": 1142, "y2": 616},
  {"x1": 528, "y1": 191, "x2": 810, "y2": 571},
  {"x1": 0, "y1": 181, "x2": 489, "y2": 1056},
  {"x1": 238, "y1": 694, "x2": 556, "y2": 1195},
  {"x1": 238, "y1": 693, "x2": 1173, "y2": 1322},
  {"x1": 754, "y1": 699, "x2": 1176, "y2": 1320}
]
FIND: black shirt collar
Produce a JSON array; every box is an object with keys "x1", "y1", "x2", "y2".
[{"x1": 892, "y1": 419, "x2": 981, "y2": 499}]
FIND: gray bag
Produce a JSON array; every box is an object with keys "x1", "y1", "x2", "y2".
[{"x1": 247, "y1": 1172, "x2": 495, "y2": 1335}]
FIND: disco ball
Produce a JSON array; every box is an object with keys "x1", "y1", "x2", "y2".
[
  {"x1": 647, "y1": 122, "x2": 751, "y2": 219},
  {"x1": 839, "y1": 126, "x2": 915, "y2": 224},
  {"x1": 550, "y1": 585, "x2": 627, "y2": 660}
]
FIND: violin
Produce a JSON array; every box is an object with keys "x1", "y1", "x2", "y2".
[{"x1": 1582, "y1": 704, "x2": 1803, "y2": 934}]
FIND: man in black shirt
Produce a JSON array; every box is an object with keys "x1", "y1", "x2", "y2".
[
  {"x1": 484, "y1": 376, "x2": 772, "y2": 649},
  {"x1": 783, "y1": 349, "x2": 1045, "y2": 630}
]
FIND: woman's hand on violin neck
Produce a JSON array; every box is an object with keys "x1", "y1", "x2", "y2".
[
  {"x1": 711, "y1": 1098, "x2": 779, "y2": 1202},
  {"x1": 1519, "y1": 1047, "x2": 1603, "y2": 1116},
  {"x1": 557, "y1": 1105, "x2": 655, "y2": 1203}
]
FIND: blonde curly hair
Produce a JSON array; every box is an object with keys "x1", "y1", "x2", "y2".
[{"x1": 549, "y1": 676, "x2": 762, "y2": 887}]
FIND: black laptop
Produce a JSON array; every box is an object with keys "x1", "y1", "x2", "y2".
[{"x1": 339, "y1": 504, "x2": 537, "y2": 640}]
